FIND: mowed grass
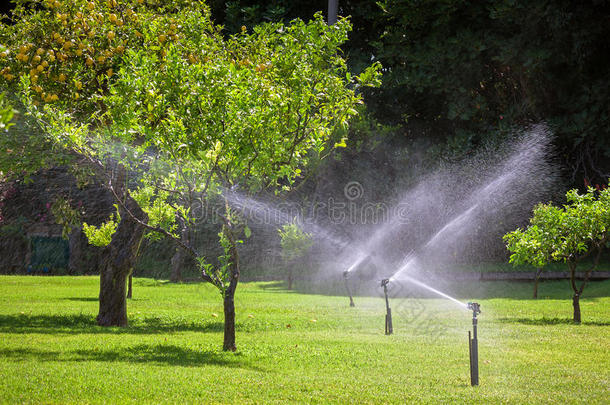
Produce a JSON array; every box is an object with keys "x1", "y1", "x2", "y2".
[{"x1": 0, "y1": 276, "x2": 608, "y2": 404}]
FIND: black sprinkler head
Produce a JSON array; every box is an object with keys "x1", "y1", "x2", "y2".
[
  {"x1": 343, "y1": 270, "x2": 349, "y2": 278},
  {"x1": 381, "y1": 278, "x2": 390, "y2": 287},
  {"x1": 467, "y1": 302, "x2": 481, "y2": 315}
]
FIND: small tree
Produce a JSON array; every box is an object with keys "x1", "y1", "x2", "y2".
[
  {"x1": 278, "y1": 221, "x2": 313, "y2": 289},
  {"x1": 3, "y1": 0, "x2": 380, "y2": 350},
  {"x1": 504, "y1": 186, "x2": 610, "y2": 323}
]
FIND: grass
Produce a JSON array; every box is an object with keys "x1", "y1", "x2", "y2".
[{"x1": 0, "y1": 276, "x2": 609, "y2": 404}]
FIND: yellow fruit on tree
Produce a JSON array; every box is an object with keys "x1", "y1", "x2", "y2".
[
  {"x1": 75, "y1": 80, "x2": 83, "y2": 90},
  {"x1": 58, "y1": 73, "x2": 66, "y2": 82},
  {"x1": 107, "y1": 31, "x2": 115, "y2": 40},
  {"x1": 86, "y1": 57, "x2": 94, "y2": 66},
  {"x1": 36, "y1": 48, "x2": 45, "y2": 55},
  {"x1": 33, "y1": 55, "x2": 41, "y2": 63}
]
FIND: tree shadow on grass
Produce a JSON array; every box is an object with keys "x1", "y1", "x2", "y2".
[
  {"x1": 498, "y1": 317, "x2": 610, "y2": 326},
  {"x1": 61, "y1": 297, "x2": 99, "y2": 302},
  {"x1": 0, "y1": 314, "x2": 233, "y2": 335},
  {"x1": 0, "y1": 344, "x2": 261, "y2": 369},
  {"x1": 257, "y1": 281, "x2": 289, "y2": 291}
]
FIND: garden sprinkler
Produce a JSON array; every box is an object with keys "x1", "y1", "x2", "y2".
[
  {"x1": 467, "y1": 301, "x2": 481, "y2": 386},
  {"x1": 381, "y1": 278, "x2": 393, "y2": 335},
  {"x1": 343, "y1": 270, "x2": 355, "y2": 307}
]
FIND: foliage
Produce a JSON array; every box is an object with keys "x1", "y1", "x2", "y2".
[
  {"x1": 278, "y1": 221, "x2": 312, "y2": 262},
  {"x1": 2, "y1": 0, "x2": 380, "y2": 345},
  {"x1": 504, "y1": 185, "x2": 610, "y2": 321},
  {"x1": 50, "y1": 196, "x2": 83, "y2": 239},
  {"x1": 6, "y1": 0, "x2": 379, "y2": 268},
  {"x1": 0, "y1": 0, "x2": 206, "y2": 114},
  {"x1": 82, "y1": 206, "x2": 120, "y2": 247},
  {"x1": 0, "y1": 92, "x2": 15, "y2": 130},
  {"x1": 209, "y1": 0, "x2": 610, "y2": 181},
  {"x1": 504, "y1": 187, "x2": 610, "y2": 268},
  {"x1": 371, "y1": 0, "x2": 610, "y2": 178}
]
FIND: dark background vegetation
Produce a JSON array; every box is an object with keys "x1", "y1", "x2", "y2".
[{"x1": 1, "y1": 0, "x2": 609, "y2": 279}]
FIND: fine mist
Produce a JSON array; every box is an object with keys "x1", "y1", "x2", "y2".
[{"x1": 227, "y1": 124, "x2": 560, "y2": 297}]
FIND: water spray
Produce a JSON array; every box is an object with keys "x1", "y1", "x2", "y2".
[
  {"x1": 381, "y1": 278, "x2": 393, "y2": 335},
  {"x1": 467, "y1": 302, "x2": 481, "y2": 386},
  {"x1": 343, "y1": 270, "x2": 355, "y2": 307}
]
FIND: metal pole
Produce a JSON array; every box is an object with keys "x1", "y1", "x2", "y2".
[
  {"x1": 382, "y1": 279, "x2": 393, "y2": 335},
  {"x1": 471, "y1": 315, "x2": 479, "y2": 386},
  {"x1": 468, "y1": 331, "x2": 473, "y2": 383},
  {"x1": 343, "y1": 271, "x2": 355, "y2": 307},
  {"x1": 467, "y1": 302, "x2": 480, "y2": 386}
]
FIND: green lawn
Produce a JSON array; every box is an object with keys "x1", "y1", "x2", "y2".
[{"x1": 0, "y1": 276, "x2": 608, "y2": 404}]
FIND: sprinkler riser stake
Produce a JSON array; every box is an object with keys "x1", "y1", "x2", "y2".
[
  {"x1": 381, "y1": 279, "x2": 393, "y2": 335},
  {"x1": 467, "y1": 302, "x2": 480, "y2": 386},
  {"x1": 343, "y1": 271, "x2": 355, "y2": 307}
]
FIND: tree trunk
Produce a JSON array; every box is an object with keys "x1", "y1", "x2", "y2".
[
  {"x1": 221, "y1": 220, "x2": 240, "y2": 352},
  {"x1": 223, "y1": 292, "x2": 237, "y2": 351},
  {"x1": 533, "y1": 268, "x2": 543, "y2": 299},
  {"x1": 572, "y1": 293, "x2": 581, "y2": 324},
  {"x1": 287, "y1": 269, "x2": 293, "y2": 290},
  {"x1": 170, "y1": 247, "x2": 184, "y2": 282},
  {"x1": 96, "y1": 193, "x2": 147, "y2": 327},
  {"x1": 126, "y1": 273, "x2": 133, "y2": 299},
  {"x1": 170, "y1": 224, "x2": 189, "y2": 282}
]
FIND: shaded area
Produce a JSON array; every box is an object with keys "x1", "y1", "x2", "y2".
[
  {"x1": 498, "y1": 317, "x2": 610, "y2": 327},
  {"x1": 0, "y1": 314, "x2": 231, "y2": 335},
  {"x1": 61, "y1": 297, "x2": 99, "y2": 302},
  {"x1": 288, "y1": 279, "x2": 610, "y2": 301},
  {"x1": 0, "y1": 343, "x2": 258, "y2": 369}
]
